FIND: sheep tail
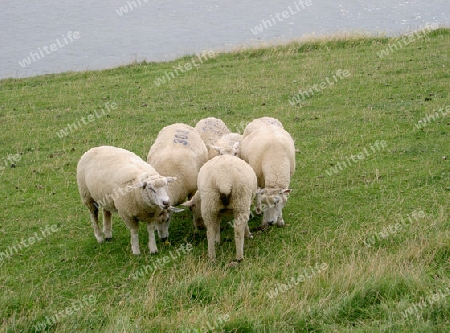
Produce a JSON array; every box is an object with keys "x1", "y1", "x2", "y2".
[
  {"x1": 218, "y1": 181, "x2": 232, "y2": 206},
  {"x1": 220, "y1": 193, "x2": 231, "y2": 206}
]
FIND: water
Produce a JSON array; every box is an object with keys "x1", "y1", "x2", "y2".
[{"x1": 1, "y1": 0, "x2": 448, "y2": 79}]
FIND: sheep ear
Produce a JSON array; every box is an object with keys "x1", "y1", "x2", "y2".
[
  {"x1": 209, "y1": 145, "x2": 222, "y2": 154},
  {"x1": 280, "y1": 189, "x2": 291, "y2": 194},
  {"x1": 166, "y1": 177, "x2": 177, "y2": 184}
]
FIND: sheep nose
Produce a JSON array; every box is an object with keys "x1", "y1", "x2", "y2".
[{"x1": 162, "y1": 200, "x2": 170, "y2": 208}]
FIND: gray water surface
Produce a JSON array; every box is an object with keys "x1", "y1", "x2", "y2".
[{"x1": 1, "y1": 0, "x2": 448, "y2": 79}]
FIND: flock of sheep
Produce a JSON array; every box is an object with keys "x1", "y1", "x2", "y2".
[{"x1": 76, "y1": 117, "x2": 296, "y2": 262}]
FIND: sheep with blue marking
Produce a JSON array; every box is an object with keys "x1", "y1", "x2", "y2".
[
  {"x1": 147, "y1": 123, "x2": 208, "y2": 230},
  {"x1": 195, "y1": 117, "x2": 231, "y2": 158}
]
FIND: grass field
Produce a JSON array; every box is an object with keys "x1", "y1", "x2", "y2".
[{"x1": 1, "y1": 28, "x2": 450, "y2": 332}]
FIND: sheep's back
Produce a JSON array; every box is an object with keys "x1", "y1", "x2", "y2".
[
  {"x1": 195, "y1": 117, "x2": 230, "y2": 146},
  {"x1": 241, "y1": 128, "x2": 295, "y2": 188},
  {"x1": 148, "y1": 124, "x2": 208, "y2": 204},
  {"x1": 77, "y1": 146, "x2": 156, "y2": 201},
  {"x1": 198, "y1": 155, "x2": 257, "y2": 199}
]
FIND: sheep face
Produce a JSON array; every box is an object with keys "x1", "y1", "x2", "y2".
[
  {"x1": 138, "y1": 176, "x2": 177, "y2": 209},
  {"x1": 209, "y1": 141, "x2": 240, "y2": 157},
  {"x1": 255, "y1": 188, "x2": 291, "y2": 226}
]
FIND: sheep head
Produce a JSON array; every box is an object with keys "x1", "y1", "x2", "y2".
[
  {"x1": 208, "y1": 141, "x2": 240, "y2": 157},
  {"x1": 129, "y1": 176, "x2": 177, "y2": 209},
  {"x1": 255, "y1": 188, "x2": 291, "y2": 226}
]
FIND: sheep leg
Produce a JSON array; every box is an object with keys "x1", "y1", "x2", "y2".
[
  {"x1": 122, "y1": 216, "x2": 140, "y2": 255},
  {"x1": 261, "y1": 220, "x2": 269, "y2": 228},
  {"x1": 215, "y1": 217, "x2": 221, "y2": 244},
  {"x1": 234, "y1": 215, "x2": 252, "y2": 239},
  {"x1": 147, "y1": 222, "x2": 158, "y2": 254},
  {"x1": 261, "y1": 211, "x2": 269, "y2": 228},
  {"x1": 102, "y1": 209, "x2": 112, "y2": 239},
  {"x1": 277, "y1": 213, "x2": 285, "y2": 227},
  {"x1": 88, "y1": 203, "x2": 104, "y2": 243},
  {"x1": 205, "y1": 213, "x2": 220, "y2": 261},
  {"x1": 234, "y1": 214, "x2": 247, "y2": 262},
  {"x1": 245, "y1": 224, "x2": 253, "y2": 239},
  {"x1": 206, "y1": 226, "x2": 217, "y2": 260}
]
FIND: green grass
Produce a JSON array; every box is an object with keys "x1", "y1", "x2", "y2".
[{"x1": 1, "y1": 29, "x2": 450, "y2": 332}]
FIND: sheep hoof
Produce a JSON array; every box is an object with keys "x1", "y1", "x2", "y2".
[
  {"x1": 259, "y1": 225, "x2": 269, "y2": 232},
  {"x1": 150, "y1": 250, "x2": 158, "y2": 254},
  {"x1": 226, "y1": 261, "x2": 241, "y2": 268},
  {"x1": 105, "y1": 237, "x2": 113, "y2": 242},
  {"x1": 96, "y1": 238, "x2": 105, "y2": 244}
]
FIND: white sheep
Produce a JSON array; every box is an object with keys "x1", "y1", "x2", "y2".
[
  {"x1": 182, "y1": 155, "x2": 257, "y2": 262},
  {"x1": 240, "y1": 117, "x2": 295, "y2": 227},
  {"x1": 77, "y1": 145, "x2": 177, "y2": 255},
  {"x1": 147, "y1": 123, "x2": 208, "y2": 226},
  {"x1": 242, "y1": 116, "x2": 284, "y2": 138},
  {"x1": 195, "y1": 117, "x2": 230, "y2": 156},
  {"x1": 208, "y1": 132, "x2": 243, "y2": 159}
]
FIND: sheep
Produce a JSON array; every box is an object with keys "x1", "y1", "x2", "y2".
[
  {"x1": 240, "y1": 117, "x2": 295, "y2": 227},
  {"x1": 147, "y1": 123, "x2": 208, "y2": 227},
  {"x1": 182, "y1": 155, "x2": 257, "y2": 262},
  {"x1": 195, "y1": 117, "x2": 230, "y2": 157},
  {"x1": 207, "y1": 132, "x2": 243, "y2": 159},
  {"x1": 76, "y1": 145, "x2": 178, "y2": 255},
  {"x1": 242, "y1": 116, "x2": 284, "y2": 138}
]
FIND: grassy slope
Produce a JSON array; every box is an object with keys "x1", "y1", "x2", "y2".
[{"x1": 0, "y1": 29, "x2": 449, "y2": 332}]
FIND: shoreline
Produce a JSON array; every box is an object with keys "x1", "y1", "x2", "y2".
[{"x1": 3, "y1": 27, "x2": 448, "y2": 81}]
